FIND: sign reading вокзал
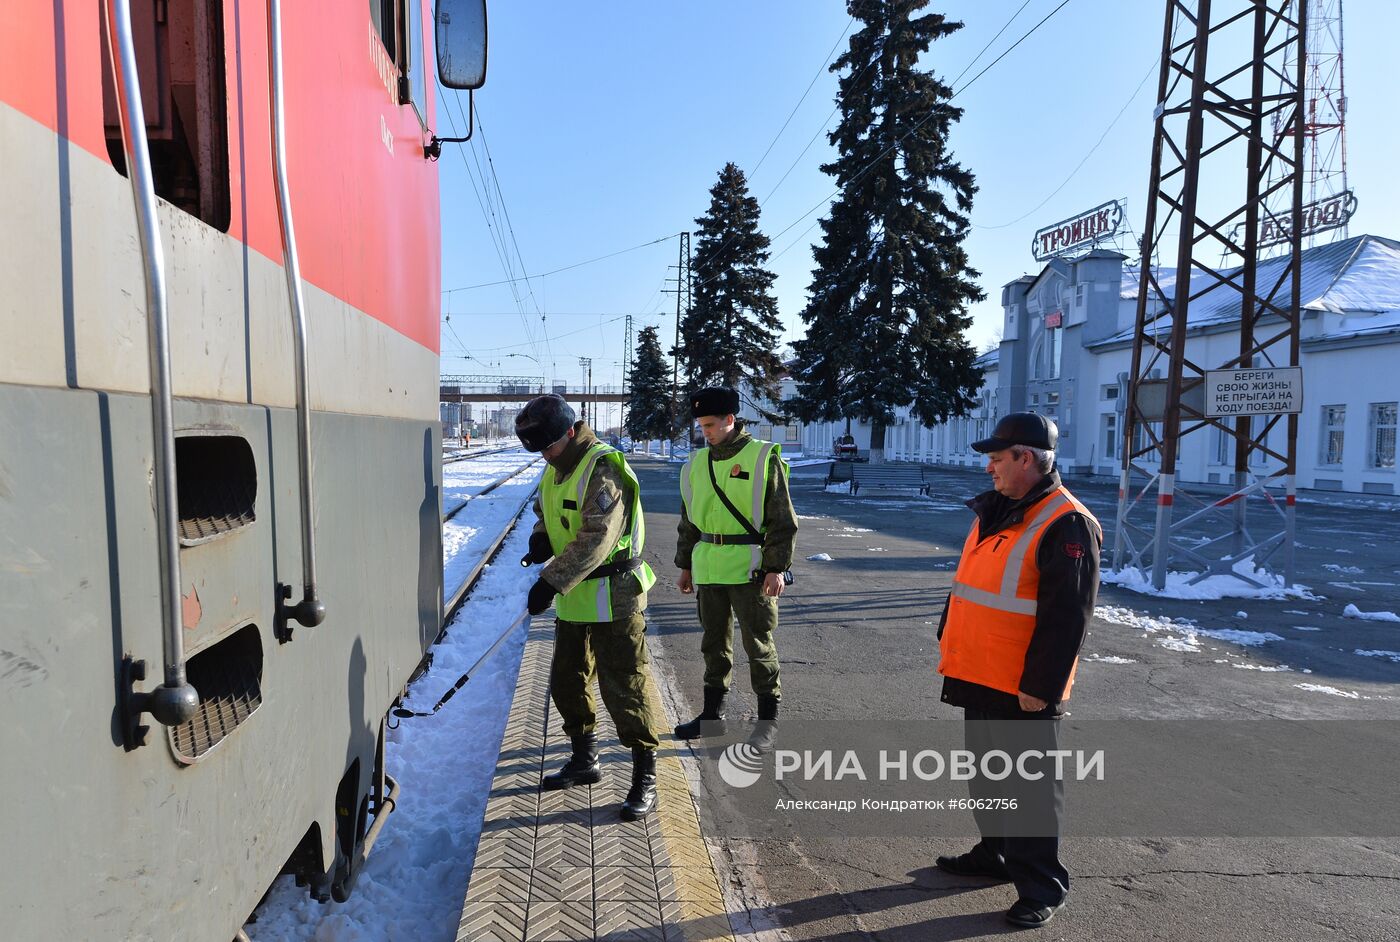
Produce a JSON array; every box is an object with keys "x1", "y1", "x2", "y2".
[{"x1": 1204, "y1": 367, "x2": 1303, "y2": 417}]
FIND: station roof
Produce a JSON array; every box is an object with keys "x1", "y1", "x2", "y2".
[{"x1": 1100, "y1": 234, "x2": 1400, "y2": 347}]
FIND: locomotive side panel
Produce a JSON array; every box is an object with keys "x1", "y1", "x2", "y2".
[{"x1": 0, "y1": 0, "x2": 452, "y2": 938}]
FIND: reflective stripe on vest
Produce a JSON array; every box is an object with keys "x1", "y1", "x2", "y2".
[
  {"x1": 681, "y1": 440, "x2": 782, "y2": 584},
  {"x1": 938, "y1": 485, "x2": 1101, "y2": 699},
  {"x1": 541, "y1": 443, "x2": 656, "y2": 622}
]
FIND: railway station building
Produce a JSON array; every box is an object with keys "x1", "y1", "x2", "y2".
[{"x1": 799, "y1": 233, "x2": 1400, "y2": 496}]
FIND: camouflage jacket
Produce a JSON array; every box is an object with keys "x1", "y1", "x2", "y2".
[
  {"x1": 533, "y1": 422, "x2": 646, "y2": 619},
  {"x1": 674, "y1": 427, "x2": 798, "y2": 573}
]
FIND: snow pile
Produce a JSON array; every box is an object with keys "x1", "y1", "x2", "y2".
[
  {"x1": 1096, "y1": 605, "x2": 1283, "y2": 653},
  {"x1": 1355, "y1": 649, "x2": 1400, "y2": 663},
  {"x1": 807, "y1": 553, "x2": 834, "y2": 562},
  {"x1": 1342, "y1": 604, "x2": 1400, "y2": 623},
  {"x1": 1324, "y1": 564, "x2": 1364, "y2": 575},
  {"x1": 1083, "y1": 654, "x2": 1137, "y2": 664},
  {"x1": 824, "y1": 481, "x2": 852, "y2": 494},
  {"x1": 1295, "y1": 683, "x2": 1361, "y2": 699},
  {"x1": 248, "y1": 528, "x2": 537, "y2": 940},
  {"x1": 1102, "y1": 557, "x2": 1318, "y2": 601}
]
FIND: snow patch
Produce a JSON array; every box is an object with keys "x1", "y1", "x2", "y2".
[
  {"x1": 1354, "y1": 649, "x2": 1400, "y2": 663},
  {"x1": 1102, "y1": 557, "x2": 1318, "y2": 601},
  {"x1": 824, "y1": 481, "x2": 852, "y2": 494},
  {"x1": 1084, "y1": 654, "x2": 1137, "y2": 664},
  {"x1": 806, "y1": 553, "x2": 834, "y2": 562},
  {"x1": 1342, "y1": 604, "x2": 1400, "y2": 623},
  {"x1": 1292, "y1": 625, "x2": 1323, "y2": 632},
  {"x1": 1230, "y1": 662, "x2": 1294, "y2": 672},
  {"x1": 1324, "y1": 564, "x2": 1364, "y2": 575},
  {"x1": 1295, "y1": 683, "x2": 1361, "y2": 699}
]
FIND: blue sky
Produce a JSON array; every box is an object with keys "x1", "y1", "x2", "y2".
[{"x1": 437, "y1": 0, "x2": 1399, "y2": 392}]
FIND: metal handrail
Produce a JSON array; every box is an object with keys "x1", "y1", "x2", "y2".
[
  {"x1": 267, "y1": 0, "x2": 325, "y2": 628},
  {"x1": 103, "y1": 0, "x2": 198, "y2": 727}
]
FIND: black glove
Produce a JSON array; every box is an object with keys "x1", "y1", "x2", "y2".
[
  {"x1": 520, "y1": 531, "x2": 553, "y2": 567},
  {"x1": 527, "y1": 577, "x2": 556, "y2": 616}
]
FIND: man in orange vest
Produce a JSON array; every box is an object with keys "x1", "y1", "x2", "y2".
[{"x1": 934, "y1": 412, "x2": 1101, "y2": 929}]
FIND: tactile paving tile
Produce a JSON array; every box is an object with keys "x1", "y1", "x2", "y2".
[
  {"x1": 657, "y1": 898, "x2": 732, "y2": 942},
  {"x1": 472, "y1": 835, "x2": 535, "y2": 870},
  {"x1": 592, "y1": 834, "x2": 653, "y2": 868},
  {"x1": 594, "y1": 900, "x2": 666, "y2": 942},
  {"x1": 456, "y1": 899, "x2": 527, "y2": 942},
  {"x1": 524, "y1": 900, "x2": 594, "y2": 942},
  {"x1": 527, "y1": 866, "x2": 593, "y2": 902},
  {"x1": 592, "y1": 866, "x2": 661, "y2": 903},
  {"x1": 464, "y1": 867, "x2": 533, "y2": 904},
  {"x1": 652, "y1": 868, "x2": 723, "y2": 904}
]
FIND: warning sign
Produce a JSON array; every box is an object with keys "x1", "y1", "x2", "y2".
[{"x1": 1204, "y1": 367, "x2": 1303, "y2": 417}]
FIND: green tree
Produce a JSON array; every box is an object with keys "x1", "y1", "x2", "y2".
[
  {"x1": 789, "y1": 0, "x2": 983, "y2": 462},
  {"x1": 624, "y1": 326, "x2": 674, "y2": 442},
  {"x1": 676, "y1": 162, "x2": 785, "y2": 414}
]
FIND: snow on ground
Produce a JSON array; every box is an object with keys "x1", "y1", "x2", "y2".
[
  {"x1": 1102, "y1": 556, "x2": 1319, "y2": 601},
  {"x1": 442, "y1": 449, "x2": 536, "y2": 515},
  {"x1": 825, "y1": 481, "x2": 852, "y2": 494},
  {"x1": 1296, "y1": 683, "x2": 1362, "y2": 699},
  {"x1": 1084, "y1": 654, "x2": 1137, "y2": 664},
  {"x1": 1230, "y1": 662, "x2": 1295, "y2": 672},
  {"x1": 807, "y1": 553, "x2": 834, "y2": 561},
  {"x1": 1355, "y1": 649, "x2": 1400, "y2": 663},
  {"x1": 1095, "y1": 605, "x2": 1284, "y2": 654},
  {"x1": 248, "y1": 475, "x2": 542, "y2": 940},
  {"x1": 1342, "y1": 604, "x2": 1400, "y2": 623}
]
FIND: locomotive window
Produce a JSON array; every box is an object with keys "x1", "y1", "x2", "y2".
[
  {"x1": 100, "y1": 0, "x2": 231, "y2": 232},
  {"x1": 372, "y1": 0, "x2": 428, "y2": 128}
]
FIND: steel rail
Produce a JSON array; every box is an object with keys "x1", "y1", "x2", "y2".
[{"x1": 442, "y1": 457, "x2": 541, "y2": 524}]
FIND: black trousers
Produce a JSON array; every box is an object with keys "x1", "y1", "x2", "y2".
[{"x1": 963, "y1": 705, "x2": 1068, "y2": 907}]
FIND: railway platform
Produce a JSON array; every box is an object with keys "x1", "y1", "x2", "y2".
[{"x1": 455, "y1": 618, "x2": 736, "y2": 942}]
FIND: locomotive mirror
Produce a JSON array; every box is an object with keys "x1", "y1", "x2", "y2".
[{"x1": 436, "y1": 0, "x2": 488, "y2": 89}]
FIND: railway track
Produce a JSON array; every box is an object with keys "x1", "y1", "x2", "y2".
[
  {"x1": 442, "y1": 457, "x2": 541, "y2": 523},
  {"x1": 443, "y1": 444, "x2": 522, "y2": 464}
]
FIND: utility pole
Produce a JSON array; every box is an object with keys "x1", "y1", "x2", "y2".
[
  {"x1": 665, "y1": 231, "x2": 692, "y2": 454},
  {"x1": 1113, "y1": 0, "x2": 1305, "y2": 591}
]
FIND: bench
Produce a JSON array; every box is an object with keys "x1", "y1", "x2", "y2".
[
  {"x1": 850, "y1": 463, "x2": 930, "y2": 496},
  {"x1": 825, "y1": 462, "x2": 854, "y2": 486}
]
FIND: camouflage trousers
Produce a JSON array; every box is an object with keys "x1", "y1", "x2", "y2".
[
  {"x1": 696, "y1": 582, "x2": 781, "y2": 699},
  {"x1": 552, "y1": 613, "x2": 662, "y2": 751}
]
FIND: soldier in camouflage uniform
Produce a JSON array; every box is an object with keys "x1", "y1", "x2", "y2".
[
  {"x1": 517, "y1": 395, "x2": 663, "y2": 821},
  {"x1": 674, "y1": 387, "x2": 798, "y2": 751}
]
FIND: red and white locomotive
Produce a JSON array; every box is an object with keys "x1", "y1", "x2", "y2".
[{"x1": 0, "y1": 1, "x2": 484, "y2": 937}]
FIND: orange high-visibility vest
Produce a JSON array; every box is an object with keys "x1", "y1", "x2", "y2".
[{"x1": 938, "y1": 485, "x2": 1102, "y2": 700}]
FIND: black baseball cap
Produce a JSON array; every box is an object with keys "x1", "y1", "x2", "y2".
[{"x1": 971, "y1": 412, "x2": 1058, "y2": 453}]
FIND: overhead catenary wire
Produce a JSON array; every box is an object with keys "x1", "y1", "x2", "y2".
[
  {"x1": 442, "y1": 234, "x2": 677, "y2": 294},
  {"x1": 749, "y1": 15, "x2": 855, "y2": 180}
]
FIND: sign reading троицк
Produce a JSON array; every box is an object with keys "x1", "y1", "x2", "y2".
[
  {"x1": 1204, "y1": 367, "x2": 1303, "y2": 417},
  {"x1": 1032, "y1": 200, "x2": 1125, "y2": 261}
]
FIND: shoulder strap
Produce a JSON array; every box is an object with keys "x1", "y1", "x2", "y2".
[{"x1": 706, "y1": 451, "x2": 764, "y2": 541}]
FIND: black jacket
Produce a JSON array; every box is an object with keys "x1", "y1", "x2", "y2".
[{"x1": 937, "y1": 470, "x2": 1101, "y2": 716}]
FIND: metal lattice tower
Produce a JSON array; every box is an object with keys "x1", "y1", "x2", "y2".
[
  {"x1": 622, "y1": 315, "x2": 634, "y2": 389},
  {"x1": 1262, "y1": 0, "x2": 1350, "y2": 250},
  {"x1": 1113, "y1": 0, "x2": 1306, "y2": 591}
]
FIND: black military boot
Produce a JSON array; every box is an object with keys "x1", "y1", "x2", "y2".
[
  {"x1": 542, "y1": 733, "x2": 601, "y2": 790},
  {"x1": 673, "y1": 687, "x2": 728, "y2": 739},
  {"x1": 747, "y1": 695, "x2": 779, "y2": 754},
  {"x1": 619, "y1": 748, "x2": 658, "y2": 821}
]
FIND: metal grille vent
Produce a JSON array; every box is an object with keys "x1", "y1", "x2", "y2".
[
  {"x1": 169, "y1": 624, "x2": 263, "y2": 762},
  {"x1": 175, "y1": 435, "x2": 256, "y2": 543}
]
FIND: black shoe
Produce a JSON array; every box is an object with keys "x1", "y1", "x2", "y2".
[
  {"x1": 747, "y1": 694, "x2": 780, "y2": 753},
  {"x1": 673, "y1": 687, "x2": 728, "y2": 739},
  {"x1": 1005, "y1": 898, "x2": 1063, "y2": 928},
  {"x1": 620, "y1": 748, "x2": 657, "y2": 821},
  {"x1": 935, "y1": 850, "x2": 1011, "y2": 881},
  {"x1": 542, "y1": 734, "x2": 601, "y2": 790}
]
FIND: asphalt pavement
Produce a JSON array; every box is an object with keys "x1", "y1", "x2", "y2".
[{"x1": 631, "y1": 455, "x2": 1400, "y2": 942}]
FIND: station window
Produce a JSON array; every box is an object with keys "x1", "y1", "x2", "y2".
[
  {"x1": 1319, "y1": 405, "x2": 1346, "y2": 466},
  {"x1": 101, "y1": 0, "x2": 230, "y2": 231},
  {"x1": 1102, "y1": 414, "x2": 1118, "y2": 461},
  {"x1": 1369, "y1": 402, "x2": 1397, "y2": 469}
]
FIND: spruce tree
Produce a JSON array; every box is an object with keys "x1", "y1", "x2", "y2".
[
  {"x1": 789, "y1": 0, "x2": 984, "y2": 462},
  {"x1": 676, "y1": 162, "x2": 785, "y2": 413},
  {"x1": 624, "y1": 326, "x2": 675, "y2": 443}
]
